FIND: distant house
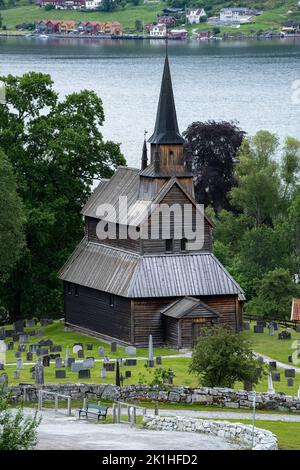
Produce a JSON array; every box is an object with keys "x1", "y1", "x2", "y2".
[
  {"x1": 196, "y1": 30, "x2": 211, "y2": 40},
  {"x1": 59, "y1": 20, "x2": 76, "y2": 33},
  {"x1": 104, "y1": 21, "x2": 122, "y2": 35},
  {"x1": 186, "y1": 8, "x2": 206, "y2": 25},
  {"x1": 219, "y1": 7, "x2": 254, "y2": 24},
  {"x1": 37, "y1": 19, "x2": 62, "y2": 33},
  {"x1": 84, "y1": 0, "x2": 102, "y2": 10},
  {"x1": 291, "y1": 298, "x2": 300, "y2": 322},
  {"x1": 168, "y1": 29, "x2": 187, "y2": 39},
  {"x1": 150, "y1": 24, "x2": 167, "y2": 37},
  {"x1": 157, "y1": 16, "x2": 176, "y2": 26},
  {"x1": 281, "y1": 21, "x2": 300, "y2": 35}
]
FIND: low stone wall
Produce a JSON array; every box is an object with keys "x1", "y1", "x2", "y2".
[
  {"x1": 143, "y1": 416, "x2": 278, "y2": 451},
  {"x1": 6, "y1": 383, "x2": 300, "y2": 411}
]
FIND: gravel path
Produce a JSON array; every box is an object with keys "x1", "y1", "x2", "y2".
[{"x1": 23, "y1": 410, "x2": 238, "y2": 450}]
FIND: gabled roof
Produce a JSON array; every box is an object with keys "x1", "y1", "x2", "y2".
[
  {"x1": 291, "y1": 298, "x2": 300, "y2": 322},
  {"x1": 148, "y1": 56, "x2": 185, "y2": 145},
  {"x1": 59, "y1": 240, "x2": 245, "y2": 299},
  {"x1": 161, "y1": 296, "x2": 220, "y2": 319}
]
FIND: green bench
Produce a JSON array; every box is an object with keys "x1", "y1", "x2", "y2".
[{"x1": 78, "y1": 403, "x2": 109, "y2": 422}]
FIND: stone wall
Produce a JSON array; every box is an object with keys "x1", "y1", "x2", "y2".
[
  {"x1": 6, "y1": 383, "x2": 300, "y2": 411},
  {"x1": 143, "y1": 416, "x2": 278, "y2": 451}
]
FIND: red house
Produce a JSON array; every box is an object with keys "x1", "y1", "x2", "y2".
[{"x1": 158, "y1": 16, "x2": 176, "y2": 26}]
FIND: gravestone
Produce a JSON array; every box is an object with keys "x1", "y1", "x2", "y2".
[
  {"x1": 14, "y1": 320, "x2": 24, "y2": 333},
  {"x1": 103, "y1": 356, "x2": 110, "y2": 363},
  {"x1": 273, "y1": 322, "x2": 278, "y2": 331},
  {"x1": 100, "y1": 368, "x2": 107, "y2": 378},
  {"x1": 269, "y1": 361, "x2": 277, "y2": 370},
  {"x1": 83, "y1": 358, "x2": 94, "y2": 369},
  {"x1": 287, "y1": 378, "x2": 294, "y2": 387},
  {"x1": 40, "y1": 348, "x2": 49, "y2": 356},
  {"x1": 18, "y1": 344, "x2": 27, "y2": 353},
  {"x1": 64, "y1": 346, "x2": 69, "y2": 366},
  {"x1": 56, "y1": 370, "x2": 66, "y2": 379},
  {"x1": 77, "y1": 349, "x2": 84, "y2": 359},
  {"x1": 0, "y1": 364, "x2": 4, "y2": 371},
  {"x1": 78, "y1": 369, "x2": 90, "y2": 379},
  {"x1": 55, "y1": 358, "x2": 63, "y2": 368},
  {"x1": 148, "y1": 334, "x2": 154, "y2": 367},
  {"x1": 73, "y1": 344, "x2": 83, "y2": 354},
  {"x1": 278, "y1": 331, "x2": 291, "y2": 340},
  {"x1": 35, "y1": 360, "x2": 44, "y2": 385},
  {"x1": 0, "y1": 339, "x2": 6, "y2": 354},
  {"x1": 26, "y1": 319, "x2": 36, "y2": 328},
  {"x1": 71, "y1": 361, "x2": 84, "y2": 372},
  {"x1": 254, "y1": 325, "x2": 264, "y2": 333},
  {"x1": 257, "y1": 320, "x2": 266, "y2": 327},
  {"x1": 125, "y1": 359, "x2": 137, "y2": 366},
  {"x1": 42, "y1": 356, "x2": 50, "y2": 367},
  {"x1": 7, "y1": 341, "x2": 14, "y2": 350},
  {"x1": 86, "y1": 344, "x2": 93, "y2": 351},
  {"x1": 0, "y1": 373, "x2": 8, "y2": 386},
  {"x1": 30, "y1": 344, "x2": 38, "y2": 354},
  {"x1": 67, "y1": 358, "x2": 75, "y2": 368},
  {"x1": 288, "y1": 355, "x2": 293, "y2": 363},
  {"x1": 26, "y1": 352, "x2": 33, "y2": 362},
  {"x1": 168, "y1": 375, "x2": 173, "y2": 385},
  {"x1": 104, "y1": 362, "x2": 115, "y2": 372},
  {"x1": 125, "y1": 370, "x2": 131, "y2": 378},
  {"x1": 98, "y1": 347, "x2": 105, "y2": 356},
  {"x1": 125, "y1": 346, "x2": 137, "y2": 356},
  {"x1": 272, "y1": 372, "x2": 281, "y2": 382},
  {"x1": 285, "y1": 369, "x2": 295, "y2": 378},
  {"x1": 35, "y1": 330, "x2": 44, "y2": 337},
  {"x1": 296, "y1": 326, "x2": 300, "y2": 334},
  {"x1": 15, "y1": 352, "x2": 21, "y2": 359},
  {"x1": 156, "y1": 356, "x2": 162, "y2": 365},
  {"x1": 16, "y1": 358, "x2": 23, "y2": 370},
  {"x1": 39, "y1": 339, "x2": 53, "y2": 347},
  {"x1": 13, "y1": 370, "x2": 20, "y2": 380},
  {"x1": 0, "y1": 328, "x2": 5, "y2": 340},
  {"x1": 110, "y1": 342, "x2": 117, "y2": 353},
  {"x1": 243, "y1": 322, "x2": 250, "y2": 331},
  {"x1": 268, "y1": 323, "x2": 275, "y2": 336}
]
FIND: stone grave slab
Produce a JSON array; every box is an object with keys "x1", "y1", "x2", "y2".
[
  {"x1": 15, "y1": 352, "x2": 21, "y2": 358},
  {"x1": 125, "y1": 370, "x2": 131, "y2": 378},
  {"x1": 86, "y1": 344, "x2": 93, "y2": 351},
  {"x1": 110, "y1": 342, "x2": 117, "y2": 353},
  {"x1": 78, "y1": 369, "x2": 90, "y2": 379},
  {"x1": 98, "y1": 347, "x2": 105, "y2": 356},
  {"x1": 104, "y1": 362, "x2": 115, "y2": 371},
  {"x1": 26, "y1": 352, "x2": 33, "y2": 361},
  {"x1": 7, "y1": 341, "x2": 14, "y2": 351},
  {"x1": 125, "y1": 346, "x2": 137, "y2": 356},
  {"x1": 100, "y1": 368, "x2": 107, "y2": 378},
  {"x1": 0, "y1": 373, "x2": 8, "y2": 386},
  {"x1": 67, "y1": 358, "x2": 75, "y2": 368},
  {"x1": 13, "y1": 370, "x2": 20, "y2": 380},
  {"x1": 73, "y1": 344, "x2": 83, "y2": 354},
  {"x1": 83, "y1": 358, "x2": 94, "y2": 369},
  {"x1": 287, "y1": 378, "x2": 294, "y2": 387},
  {"x1": 156, "y1": 357, "x2": 162, "y2": 365},
  {"x1": 272, "y1": 372, "x2": 280, "y2": 382},
  {"x1": 42, "y1": 356, "x2": 50, "y2": 367},
  {"x1": 77, "y1": 349, "x2": 84, "y2": 358},
  {"x1": 56, "y1": 370, "x2": 66, "y2": 379},
  {"x1": 55, "y1": 358, "x2": 63, "y2": 368},
  {"x1": 26, "y1": 319, "x2": 36, "y2": 328},
  {"x1": 285, "y1": 369, "x2": 295, "y2": 378},
  {"x1": 125, "y1": 359, "x2": 137, "y2": 366},
  {"x1": 71, "y1": 361, "x2": 84, "y2": 372},
  {"x1": 254, "y1": 325, "x2": 264, "y2": 333},
  {"x1": 16, "y1": 359, "x2": 23, "y2": 370}
]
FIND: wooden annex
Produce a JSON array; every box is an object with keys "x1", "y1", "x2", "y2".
[{"x1": 59, "y1": 54, "x2": 245, "y2": 348}]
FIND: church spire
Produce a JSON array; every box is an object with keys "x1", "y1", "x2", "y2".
[
  {"x1": 141, "y1": 134, "x2": 148, "y2": 170},
  {"x1": 148, "y1": 55, "x2": 185, "y2": 145}
]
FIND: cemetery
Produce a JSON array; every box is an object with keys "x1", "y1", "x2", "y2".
[{"x1": 1, "y1": 318, "x2": 300, "y2": 450}]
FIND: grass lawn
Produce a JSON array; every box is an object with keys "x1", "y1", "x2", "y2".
[
  {"x1": 1, "y1": 3, "x2": 164, "y2": 31},
  {"x1": 244, "y1": 321, "x2": 300, "y2": 366}
]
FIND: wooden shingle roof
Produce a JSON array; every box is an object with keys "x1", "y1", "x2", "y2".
[
  {"x1": 161, "y1": 297, "x2": 220, "y2": 319},
  {"x1": 291, "y1": 298, "x2": 300, "y2": 322}
]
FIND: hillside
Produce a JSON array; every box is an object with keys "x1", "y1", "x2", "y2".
[{"x1": 1, "y1": 1, "x2": 300, "y2": 33}]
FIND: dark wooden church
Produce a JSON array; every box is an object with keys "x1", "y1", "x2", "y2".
[{"x1": 59, "y1": 55, "x2": 245, "y2": 348}]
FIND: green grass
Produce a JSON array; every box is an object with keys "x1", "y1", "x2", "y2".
[
  {"x1": 244, "y1": 321, "x2": 300, "y2": 366},
  {"x1": 1, "y1": 3, "x2": 164, "y2": 31}
]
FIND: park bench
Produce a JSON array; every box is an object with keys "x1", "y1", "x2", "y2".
[{"x1": 78, "y1": 403, "x2": 109, "y2": 422}]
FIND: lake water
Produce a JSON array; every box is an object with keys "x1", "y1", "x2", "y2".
[{"x1": 0, "y1": 36, "x2": 300, "y2": 166}]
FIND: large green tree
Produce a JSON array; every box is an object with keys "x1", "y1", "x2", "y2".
[
  {"x1": 0, "y1": 72, "x2": 125, "y2": 319},
  {"x1": 189, "y1": 325, "x2": 265, "y2": 388},
  {"x1": 0, "y1": 150, "x2": 25, "y2": 281}
]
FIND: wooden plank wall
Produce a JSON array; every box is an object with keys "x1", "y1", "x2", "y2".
[
  {"x1": 200, "y1": 295, "x2": 239, "y2": 331},
  {"x1": 86, "y1": 217, "x2": 140, "y2": 252},
  {"x1": 132, "y1": 298, "x2": 175, "y2": 345},
  {"x1": 64, "y1": 283, "x2": 132, "y2": 342},
  {"x1": 164, "y1": 316, "x2": 179, "y2": 348}
]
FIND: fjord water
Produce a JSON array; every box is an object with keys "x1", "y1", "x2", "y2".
[{"x1": 0, "y1": 36, "x2": 300, "y2": 166}]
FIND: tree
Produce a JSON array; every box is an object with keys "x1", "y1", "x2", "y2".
[
  {"x1": 0, "y1": 150, "x2": 25, "y2": 281},
  {"x1": 135, "y1": 19, "x2": 143, "y2": 32},
  {"x1": 183, "y1": 120, "x2": 245, "y2": 212},
  {"x1": 246, "y1": 268, "x2": 300, "y2": 320},
  {"x1": 189, "y1": 325, "x2": 265, "y2": 388},
  {"x1": 0, "y1": 389, "x2": 40, "y2": 450},
  {"x1": 230, "y1": 131, "x2": 281, "y2": 226},
  {"x1": 0, "y1": 72, "x2": 125, "y2": 319},
  {"x1": 281, "y1": 136, "x2": 300, "y2": 200}
]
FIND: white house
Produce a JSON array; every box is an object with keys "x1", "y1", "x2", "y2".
[
  {"x1": 186, "y1": 8, "x2": 206, "y2": 25},
  {"x1": 219, "y1": 7, "x2": 253, "y2": 24},
  {"x1": 84, "y1": 0, "x2": 102, "y2": 9},
  {"x1": 149, "y1": 24, "x2": 167, "y2": 37}
]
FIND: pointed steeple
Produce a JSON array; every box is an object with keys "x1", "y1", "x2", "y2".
[
  {"x1": 141, "y1": 137, "x2": 148, "y2": 170},
  {"x1": 148, "y1": 55, "x2": 185, "y2": 145}
]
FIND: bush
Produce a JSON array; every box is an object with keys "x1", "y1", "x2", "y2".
[
  {"x1": 44, "y1": 3, "x2": 55, "y2": 10},
  {"x1": 189, "y1": 325, "x2": 265, "y2": 388}
]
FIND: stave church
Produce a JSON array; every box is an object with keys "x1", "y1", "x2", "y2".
[{"x1": 59, "y1": 53, "x2": 245, "y2": 348}]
